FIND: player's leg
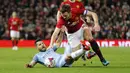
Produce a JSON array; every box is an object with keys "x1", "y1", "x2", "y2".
[
  {"x1": 66, "y1": 27, "x2": 95, "y2": 60},
  {"x1": 80, "y1": 40, "x2": 96, "y2": 60},
  {"x1": 58, "y1": 44, "x2": 91, "y2": 67},
  {"x1": 64, "y1": 43, "x2": 72, "y2": 55},
  {"x1": 11, "y1": 37, "x2": 16, "y2": 49},
  {"x1": 10, "y1": 30, "x2": 17, "y2": 50},
  {"x1": 63, "y1": 49, "x2": 85, "y2": 66},
  {"x1": 83, "y1": 27, "x2": 109, "y2": 66},
  {"x1": 14, "y1": 38, "x2": 19, "y2": 50},
  {"x1": 65, "y1": 47, "x2": 89, "y2": 65},
  {"x1": 15, "y1": 31, "x2": 20, "y2": 50},
  {"x1": 70, "y1": 48, "x2": 85, "y2": 60},
  {"x1": 71, "y1": 44, "x2": 84, "y2": 60},
  {"x1": 63, "y1": 36, "x2": 83, "y2": 61},
  {"x1": 78, "y1": 27, "x2": 96, "y2": 60}
]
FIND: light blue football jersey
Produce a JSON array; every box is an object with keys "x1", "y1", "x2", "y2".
[{"x1": 32, "y1": 45, "x2": 66, "y2": 67}]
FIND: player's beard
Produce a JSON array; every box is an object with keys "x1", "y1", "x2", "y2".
[
  {"x1": 40, "y1": 48, "x2": 46, "y2": 52},
  {"x1": 39, "y1": 46, "x2": 46, "y2": 52}
]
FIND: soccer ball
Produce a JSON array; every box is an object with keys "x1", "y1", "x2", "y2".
[{"x1": 44, "y1": 57, "x2": 55, "y2": 68}]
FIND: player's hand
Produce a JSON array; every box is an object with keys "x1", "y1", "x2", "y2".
[
  {"x1": 47, "y1": 45, "x2": 53, "y2": 50},
  {"x1": 19, "y1": 27, "x2": 23, "y2": 31},
  {"x1": 61, "y1": 26, "x2": 67, "y2": 32},
  {"x1": 85, "y1": 16, "x2": 91, "y2": 23},
  {"x1": 25, "y1": 64, "x2": 32, "y2": 68},
  {"x1": 93, "y1": 24, "x2": 100, "y2": 32}
]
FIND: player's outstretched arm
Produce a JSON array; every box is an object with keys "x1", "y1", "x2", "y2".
[
  {"x1": 57, "y1": 11, "x2": 61, "y2": 22},
  {"x1": 85, "y1": 11, "x2": 100, "y2": 32},
  {"x1": 25, "y1": 60, "x2": 37, "y2": 68},
  {"x1": 49, "y1": 27, "x2": 61, "y2": 48},
  {"x1": 55, "y1": 31, "x2": 64, "y2": 47}
]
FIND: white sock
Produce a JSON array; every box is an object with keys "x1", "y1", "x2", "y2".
[
  {"x1": 85, "y1": 51, "x2": 89, "y2": 56},
  {"x1": 71, "y1": 49, "x2": 84, "y2": 59}
]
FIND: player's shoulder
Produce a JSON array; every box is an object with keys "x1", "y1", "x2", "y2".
[
  {"x1": 47, "y1": 45, "x2": 58, "y2": 51},
  {"x1": 15, "y1": 17, "x2": 20, "y2": 20},
  {"x1": 59, "y1": 17, "x2": 66, "y2": 24},
  {"x1": 36, "y1": 52, "x2": 44, "y2": 56},
  {"x1": 62, "y1": 0, "x2": 69, "y2": 4},
  {"x1": 75, "y1": 0, "x2": 82, "y2": 2},
  {"x1": 75, "y1": 0, "x2": 83, "y2": 4},
  {"x1": 34, "y1": 53, "x2": 39, "y2": 56},
  {"x1": 58, "y1": 16, "x2": 65, "y2": 22},
  {"x1": 63, "y1": 0, "x2": 83, "y2": 5},
  {"x1": 77, "y1": 0, "x2": 82, "y2": 2}
]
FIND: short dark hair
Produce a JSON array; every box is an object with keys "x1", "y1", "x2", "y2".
[
  {"x1": 35, "y1": 38, "x2": 42, "y2": 46},
  {"x1": 60, "y1": 4, "x2": 71, "y2": 13}
]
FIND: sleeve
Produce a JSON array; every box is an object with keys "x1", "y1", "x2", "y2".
[
  {"x1": 32, "y1": 55, "x2": 44, "y2": 65},
  {"x1": 56, "y1": 17, "x2": 64, "y2": 28},
  {"x1": 71, "y1": 2, "x2": 86, "y2": 15},
  {"x1": 79, "y1": 2, "x2": 88, "y2": 15},
  {"x1": 52, "y1": 44, "x2": 58, "y2": 51},
  {"x1": 71, "y1": 8, "x2": 85, "y2": 14},
  {"x1": 83, "y1": 9, "x2": 88, "y2": 15},
  {"x1": 71, "y1": 8, "x2": 88, "y2": 15},
  {"x1": 80, "y1": 2, "x2": 85, "y2": 9},
  {"x1": 32, "y1": 55, "x2": 38, "y2": 62}
]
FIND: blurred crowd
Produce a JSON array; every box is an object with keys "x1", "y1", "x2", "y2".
[{"x1": 0, "y1": 0, "x2": 130, "y2": 40}]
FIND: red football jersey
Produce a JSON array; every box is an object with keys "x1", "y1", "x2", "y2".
[
  {"x1": 56, "y1": 9, "x2": 84, "y2": 33},
  {"x1": 60, "y1": 0, "x2": 85, "y2": 14},
  {"x1": 8, "y1": 17, "x2": 23, "y2": 31}
]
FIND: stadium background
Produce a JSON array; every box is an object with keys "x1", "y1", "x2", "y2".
[
  {"x1": 0, "y1": 0, "x2": 130, "y2": 40},
  {"x1": 0, "y1": 0, "x2": 130, "y2": 47}
]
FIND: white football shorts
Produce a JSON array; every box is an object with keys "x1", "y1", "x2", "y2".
[
  {"x1": 10, "y1": 30, "x2": 20, "y2": 38},
  {"x1": 65, "y1": 26, "x2": 84, "y2": 48}
]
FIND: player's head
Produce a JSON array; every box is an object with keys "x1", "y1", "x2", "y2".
[
  {"x1": 69, "y1": 0, "x2": 75, "y2": 2},
  {"x1": 35, "y1": 38, "x2": 46, "y2": 52},
  {"x1": 68, "y1": 0, "x2": 81, "y2": 2},
  {"x1": 60, "y1": 4, "x2": 71, "y2": 20},
  {"x1": 12, "y1": 11, "x2": 17, "y2": 17}
]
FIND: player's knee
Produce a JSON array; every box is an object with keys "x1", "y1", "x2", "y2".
[
  {"x1": 72, "y1": 45, "x2": 81, "y2": 52},
  {"x1": 88, "y1": 36, "x2": 94, "y2": 41},
  {"x1": 83, "y1": 27, "x2": 89, "y2": 31},
  {"x1": 83, "y1": 27, "x2": 94, "y2": 41},
  {"x1": 16, "y1": 38, "x2": 19, "y2": 40},
  {"x1": 65, "y1": 56, "x2": 74, "y2": 65},
  {"x1": 11, "y1": 37, "x2": 15, "y2": 40},
  {"x1": 85, "y1": 35, "x2": 94, "y2": 41}
]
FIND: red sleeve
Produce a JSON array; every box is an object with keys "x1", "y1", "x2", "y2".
[
  {"x1": 79, "y1": 2, "x2": 86, "y2": 14},
  {"x1": 56, "y1": 17, "x2": 65, "y2": 28},
  {"x1": 80, "y1": 2, "x2": 85, "y2": 9},
  {"x1": 71, "y1": 8, "x2": 85, "y2": 14},
  {"x1": 71, "y1": 2, "x2": 85, "y2": 14}
]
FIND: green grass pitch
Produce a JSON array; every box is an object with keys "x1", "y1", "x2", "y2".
[{"x1": 0, "y1": 47, "x2": 130, "y2": 73}]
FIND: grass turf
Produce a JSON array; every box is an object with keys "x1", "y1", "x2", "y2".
[{"x1": 0, "y1": 47, "x2": 130, "y2": 73}]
